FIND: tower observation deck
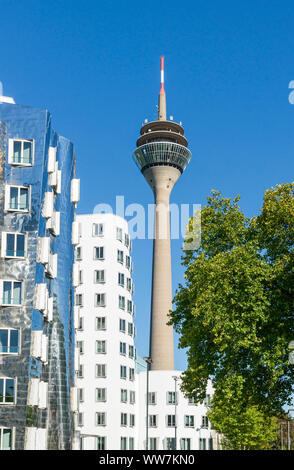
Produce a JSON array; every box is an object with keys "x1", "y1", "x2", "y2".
[{"x1": 133, "y1": 58, "x2": 192, "y2": 370}]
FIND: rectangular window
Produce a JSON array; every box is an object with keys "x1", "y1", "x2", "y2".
[
  {"x1": 129, "y1": 437, "x2": 134, "y2": 451},
  {"x1": 2, "y1": 281, "x2": 22, "y2": 306},
  {"x1": 126, "y1": 255, "x2": 131, "y2": 269},
  {"x1": 120, "y1": 366, "x2": 127, "y2": 380},
  {"x1": 119, "y1": 319, "x2": 126, "y2": 332},
  {"x1": 78, "y1": 317, "x2": 84, "y2": 331},
  {"x1": 129, "y1": 368, "x2": 135, "y2": 382},
  {"x1": 167, "y1": 391, "x2": 177, "y2": 405},
  {"x1": 95, "y1": 293, "x2": 106, "y2": 307},
  {"x1": 120, "y1": 342, "x2": 126, "y2": 355},
  {"x1": 128, "y1": 322, "x2": 133, "y2": 336},
  {"x1": 94, "y1": 246, "x2": 104, "y2": 260},
  {"x1": 149, "y1": 415, "x2": 157, "y2": 428},
  {"x1": 3, "y1": 233, "x2": 26, "y2": 258},
  {"x1": 166, "y1": 438, "x2": 176, "y2": 450},
  {"x1": 76, "y1": 246, "x2": 82, "y2": 261},
  {"x1": 120, "y1": 413, "x2": 127, "y2": 427},
  {"x1": 120, "y1": 437, "x2": 127, "y2": 450},
  {"x1": 118, "y1": 273, "x2": 125, "y2": 287},
  {"x1": 76, "y1": 294, "x2": 83, "y2": 307},
  {"x1": 127, "y1": 300, "x2": 133, "y2": 314},
  {"x1": 209, "y1": 438, "x2": 213, "y2": 450},
  {"x1": 204, "y1": 394, "x2": 211, "y2": 406},
  {"x1": 77, "y1": 341, "x2": 84, "y2": 354},
  {"x1": 0, "y1": 378, "x2": 15, "y2": 404},
  {"x1": 96, "y1": 412, "x2": 106, "y2": 426},
  {"x1": 96, "y1": 364, "x2": 106, "y2": 378},
  {"x1": 96, "y1": 317, "x2": 106, "y2": 331},
  {"x1": 127, "y1": 278, "x2": 132, "y2": 292},
  {"x1": 188, "y1": 397, "x2": 196, "y2": 405},
  {"x1": 96, "y1": 436, "x2": 106, "y2": 450},
  {"x1": 201, "y1": 415, "x2": 209, "y2": 429},
  {"x1": 79, "y1": 270, "x2": 83, "y2": 285},
  {"x1": 149, "y1": 438, "x2": 157, "y2": 450},
  {"x1": 96, "y1": 340, "x2": 106, "y2": 354},
  {"x1": 125, "y1": 234, "x2": 130, "y2": 247},
  {"x1": 184, "y1": 415, "x2": 194, "y2": 427},
  {"x1": 119, "y1": 296, "x2": 125, "y2": 310},
  {"x1": 96, "y1": 388, "x2": 107, "y2": 402},
  {"x1": 116, "y1": 227, "x2": 123, "y2": 242},
  {"x1": 77, "y1": 365, "x2": 83, "y2": 378},
  {"x1": 0, "y1": 329, "x2": 19, "y2": 354},
  {"x1": 117, "y1": 250, "x2": 123, "y2": 263},
  {"x1": 0, "y1": 428, "x2": 13, "y2": 450},
  {"x1": 78, "y1": 413, "x2": 83, "y2": 426},
  {"x1": 93, "y1": 223, "x2": 104, "y2": 237},
  {"x1": 130, "y1": 391, "x2": 135, "y2": 404},
  {"x1": 199, "y1": 438, "x2": 206, "y2": 450},
  {"x1": 78, "y1": 388, "x2": 84, "y2": 403},
  {"x1": 7, "y1": 185, "x2": 29, "y2": 211},
  {"x1": 121, "y1": 389, "x2": 127, "y2": 403},
  {"x1": 94, "y1": 270, "x2": 105, "y2": 283},
  {"x1": 129, "y1": 345, "x2": 134, "y2": 359},
  {"x1": 9, "y1": 139, "x2": 33, "y2": 165},
  {"x1": 129, "y1": 414, "x2": 135, "y2": 427},
  {"x1": 166, "y1": 415, "x2": 176, "y2": 427},
  {"x1": 148, "y1": 392, "x2": 156, "y2": 405},
  {"x1": 181, "y1": 438, "x2": 191, "y2": 450}
]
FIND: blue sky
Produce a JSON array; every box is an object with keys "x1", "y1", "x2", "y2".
[{"x1": 1, "y1": 0, "x2": 294, "y2": 370}]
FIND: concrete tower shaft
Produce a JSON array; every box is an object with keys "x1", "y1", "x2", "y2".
[{"x1": 133, "y1": 58, "x2": 191, "y2": 370}]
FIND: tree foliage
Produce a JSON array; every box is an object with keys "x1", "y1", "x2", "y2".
[{"x1": 170, "y1": 184, "x2": 294, "y2": 423}]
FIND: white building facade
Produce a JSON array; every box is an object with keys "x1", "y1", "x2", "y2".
[{"x1": 75, "y1": 214, "x2": 137, "y2": 450}]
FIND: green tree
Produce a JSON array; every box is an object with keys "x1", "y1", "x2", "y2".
[{"x1": 170, "y1": 184, "x2": 294, "y2": 427}]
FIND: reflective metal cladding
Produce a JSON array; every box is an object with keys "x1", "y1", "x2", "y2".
[{"x1": 0, "y1": 102, "x2": 76, "y2": 450}]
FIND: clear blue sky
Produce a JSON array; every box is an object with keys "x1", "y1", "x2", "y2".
[{"x1": 1, "y1": 0, "x2": 294, "y2": 370}]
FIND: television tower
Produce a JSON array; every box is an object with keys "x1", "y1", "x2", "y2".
[{"x1": 133, "y1": 57, "x2": 192, "y2": 370}]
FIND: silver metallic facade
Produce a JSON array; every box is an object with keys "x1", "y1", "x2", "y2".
[{"x1": 0, "y1": 103, "x2": 76, "y2": 449}]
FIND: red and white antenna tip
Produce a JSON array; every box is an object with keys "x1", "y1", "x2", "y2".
[{"x1": 160, "y1": 56, "x2": 165, "y2": 94}]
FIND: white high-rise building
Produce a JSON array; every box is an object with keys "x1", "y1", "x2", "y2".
[{"x1": 75, "y1": 214, "x2": 137, "y2": 451}]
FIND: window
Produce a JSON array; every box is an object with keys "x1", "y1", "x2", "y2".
[
  {"x1": 93, "y1": 223, "x2": 104, "y2": 237},
  {"x1": 149, "y1": 438, "x2": 157, "y2": 450},
  {"x1": 199, "y1": 438, "x2": 206, "y2": 450},
  {"x1": 77, "y1": 365, "x2": 83, "y2": 378},
  {"x1": 78, "y1": 317, "x2": 84, "y2": 331},
  {"x1": 6, "y1": 185, "x2": 29, "y2": 211},
  {"x1": 129, "y1": 414, "x2": 135, "y2": 427},
  {"x1": 117, "y1": 250, "x2": 123, "y2": 263},
  {"x1": 116, "y1": 227, "x2": 123, "y2": 242},
  {"x1": 95, "y1": 293, "x2": 106, "y2": 307},
  {"x1": 128, "y1": 322, "x2": 133, "y2": 336},
  {"x1": 76, "y1": 294, "x2": 83, "y2": 307},
  {"x1": 181, "y1": 438, "x2": 191, "y2": 450},
  {"x1": 129, "y1": 345, "x2": 134, "y2": 359},
  {"x1": 3, "y1": 233, "x2": 26, "y2": 258},
  {"x1": 9, "y1": 139, "x2": 33, "y2": 165},
  {"x1": 78, "y1": 413, "x2": 83, "y2": 427},
  {"x1": 78, "y1": 388, "x2": 84, "y2": 403},
  {"x1": 79, "y1": 270, "x2": 83, "y2": 285},
  {"x1": 119, "y1": 319, "x2": 126, "y2": 332},
  {"x1": 0, "y1": 329, "x2": 19, "y2": 354},
  {"x1": 96, "y1": 412, "x2": 106, "y2": 426},
  {"x1": 76, "y1": 247, "x2": 82, "y2": 261},
  {"x1": 202, "y1": 416, "x2": 209, "y2": 429},
  {"x1": 126, "y1": 255, "x2": 131, "y2": 269},
  {"x1": 94, "y1": 270, "x2": 105, "y2": 283},
  {"x1": 120, "y1": 342, "x2": 126, "y2": 355},
  {"x1": 120, "y1": 366, "x2": 127, "y2": 380},
  {"x1": 120, "y1": 437, "x2": 127, "y2": 450},
  {"x1": 127, "y1": 300, "x2": 133, "y2": 314},
  {"x1": 129, "y1": 368, "x2": 135, "y2": 381},
  {"x1": 94, "y1": 246, "x2": 104, "y2": 260},
  {"x1": 121, "y1": 389, "x2": 127, "y2": 403},
  {"x1": 0, "y1": 378, "x2": 15, "y2": 404},
  {"x1": 118, "y1": 272, "x2": 125, "y2": 287},
  {"x1": 166, "y1": 415, "x2": 176, "y2": 427},
  {"x1": 96, "y1": 436, "x2": 106, "y2": 450},
  {"x1": 209, "y1": 438, "x2": 213, "y2": 450},
  {"x1": 0, "y1": 428, "x2": 13, "y2": 450},
  {"x1": 127, "y1": 278, "x2": 132, "y2": 291},
  {"x1": 96, "y1": 317, "x2": 106, "y2": 331},
  {"x1": 130, "y1": 391, "x2": 135, "y2": 404},
  {"x1": 2, "y1": 281, "x2": 22, "y2": 306},
  {"x1": 184, "y1": 415, "x2": 194, "y2": 428},
  {"x1": 121, "y1": 413, "x2": 127, "y2": 427},
  {"x1": 125, "y1": 234, "x2": 130, "y2": 247},
  {"x1": 129, "y1": 437, "x2": 134, "y2": 450},
  {"x1": 204, "y1": 394, "x2": 211, "y2": 406},
  {"x1": 119, "y1": 295, "x2": 125, "y2": 310},
  {"x1": 96, "y1": 364, "x2": 106, "y2": 378},
  {"x1": 96, "y1": 340, "x2": 106, "y2": 354},
  {"x1": 148, "y1": 392, "x2": 156, "y2": 405},
  {"x1": 149, "y1": 415, "x2": 157, "y2": 428},
  {"x1": 96, "y1": 388, "x2": 107, "y2": 402},
  {"x1": 167, "y1": 391, "x2": 177, "y2": 405},
  {"x1": 77, "y1": 341, "x2": 84, "y2": 354},
  {"x1": 188, "y1": 397, "x2": 196, "y2": 405},
  {"x1": 166, "y1": 438, "x2": 176, "y2": 450}
]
